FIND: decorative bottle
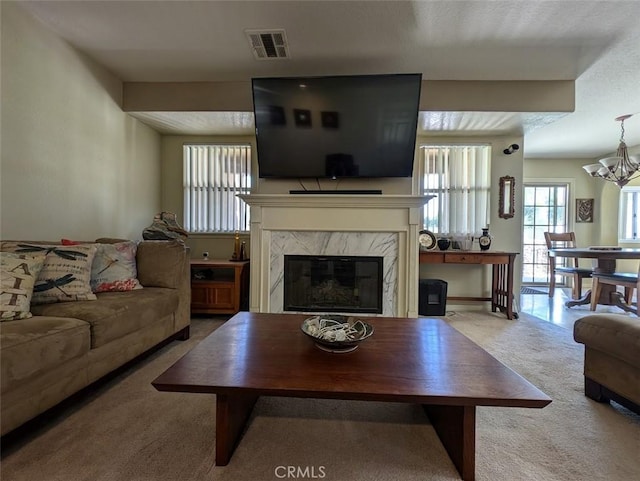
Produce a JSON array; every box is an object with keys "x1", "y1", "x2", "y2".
[
  {"x1": 232, "y1": 231, "x2": 241, "y2": 260},
  {"x1": 479, "y1": 227, "x2": 492, "y2": 251}
]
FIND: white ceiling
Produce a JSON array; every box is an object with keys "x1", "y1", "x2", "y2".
[{"x1": 18, "y1": 0, "x2": 640, "y2": 159}]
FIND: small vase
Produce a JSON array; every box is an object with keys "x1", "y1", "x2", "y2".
[
  {"x1": 479, "y1": 228, "x2": 492, "y2": 251},
  {"x1": 437, "y1": 238, "x2": 451, "y2": 251}
]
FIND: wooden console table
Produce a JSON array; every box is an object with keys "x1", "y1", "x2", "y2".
[
  {"x1": 419, "y1": 251, "x2": 519, "y2": 319},
  {"x1": 190, "y1": 259, "x2": 250, "y2": 315}
]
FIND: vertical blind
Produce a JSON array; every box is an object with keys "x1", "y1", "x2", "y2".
[
  {"x1": 183, "y1": 144, "x2": 252, "y2": 233},
  {"x1": 420, "y1": 144, "x2": 491, "y2": 235}
]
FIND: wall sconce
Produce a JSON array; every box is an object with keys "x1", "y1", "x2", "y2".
[{"x1": 503, "y1": 144, "x2": 520, "y2": 155}]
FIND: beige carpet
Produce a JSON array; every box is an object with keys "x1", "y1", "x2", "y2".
[{"x1": 2, "y1": 311, "x2": 639, "y2": 481}]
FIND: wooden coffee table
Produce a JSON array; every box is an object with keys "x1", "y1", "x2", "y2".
[{"x1": 152, "y1": 312, "x2": 551, "y2": 481}]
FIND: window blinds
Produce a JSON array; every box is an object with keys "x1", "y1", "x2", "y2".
[
  {"x1": 183, "y1": 144, "x2": 252, "y2": 233},
  {"x1": 420, "y1": 145, "x2": 491, "y2": 235}
]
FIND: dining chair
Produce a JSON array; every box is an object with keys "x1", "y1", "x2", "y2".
[
  {"x1": 544, "y1": 232, "x2": 593, "y2": 299},
  {"x1": 590, "y1": 263, "x2": 639, "y2": 315}
]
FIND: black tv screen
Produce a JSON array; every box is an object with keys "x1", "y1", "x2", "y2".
[{"x1": 252, "y1": 73, "x2": 422, "y2": 179}]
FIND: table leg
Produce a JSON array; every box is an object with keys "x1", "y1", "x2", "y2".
[
  {"x1": 423, "y1": 404, "x2": 476, "y2": 481},
  {"x1": 592, "y1": 259, "x2": 619, "y2": 305},
  {"x1": 565, "y1": 285, "x2": 621, "y2": 308},
  {"x1": 566, "y1": 258, "x2": 620, "y2": 308},
  {"x1": 610, "y1": 291, "x2": 638, "y2": 314},
  {"x1": 491, "y1": 261, "x2": 516, "y2": 320},
  {"x1": 505, "y1": 258, "x2": 515, "y2": 320},
  {"x1": 215, "y1": 392, "x2": 258, "y2": 465},
  {"x1": 565, "y1": 290, "x2": 592, "y2": 308}
]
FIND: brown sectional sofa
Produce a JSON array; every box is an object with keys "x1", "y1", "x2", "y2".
[
  {"x1": 0, "y1": 239, "x2": 191, "y2": 436},
  {"x1": 573, "y1": 313, "x2": 640, "y2": 414}
]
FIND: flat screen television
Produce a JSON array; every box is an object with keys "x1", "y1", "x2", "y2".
[{"x1": 252, "y1": 73, "x2": 422, "y2": 179}]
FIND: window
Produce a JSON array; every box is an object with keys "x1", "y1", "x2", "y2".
[
  {"x1": 418, "y1": 144, "x2": 491, "y2": 235},
  {"x1": 183, "y1": 144, "x2": 252, "y2": 233},
  {"x1": 619, "y1": 187, "x2": 640, "y2": 242}
]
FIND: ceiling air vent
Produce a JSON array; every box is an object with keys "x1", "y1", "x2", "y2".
[{"x1": 245, "y1": 29, "x2": 289, "y2": 60}]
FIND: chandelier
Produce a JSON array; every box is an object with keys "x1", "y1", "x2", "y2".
[{"x1": 583, "y1": 114, "x2": 639, "y2": 188}]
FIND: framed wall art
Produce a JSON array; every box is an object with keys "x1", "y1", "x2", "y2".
[
  {"x1": 293, "y1": 109, "x2": 312, "y2": 128},
  {"x1": 576, "y1": 198, "x2": 594, "y2": 223},
  {"x1": 321, "y1": 111, "x2": 339, "y2": 129}
]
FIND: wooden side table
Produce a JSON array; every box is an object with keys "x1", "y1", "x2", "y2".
[
  {"x1": 190, "y1": 259, "x2": 250, "y2": 315},
  {"x1": 419, "y1": 250, "x2": 519, "y2": 319}
]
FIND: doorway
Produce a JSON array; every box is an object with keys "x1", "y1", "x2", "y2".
[{"x1": 522, "y1": 183, "x2": 570, "y2": 286}]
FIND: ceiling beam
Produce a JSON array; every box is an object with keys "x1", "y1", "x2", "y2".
[{"x1": 122, "y1": 80, "x2": 574, "y2": 113}]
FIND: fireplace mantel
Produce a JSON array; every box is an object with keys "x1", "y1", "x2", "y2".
[
  {"x1": 238, "y1": 194, "x2": 433, "y2": 209},
  {"x1": 239, "y1": 194, "x2": 434, "y2": 317}
]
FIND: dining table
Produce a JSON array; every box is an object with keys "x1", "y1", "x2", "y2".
[{"x1": 547, "y1": 247, "x2": 640, "y2": 310}]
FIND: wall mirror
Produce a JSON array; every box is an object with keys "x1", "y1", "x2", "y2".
[{"x1": 499, "y1": 176, "x2": 515, "y2": 219}]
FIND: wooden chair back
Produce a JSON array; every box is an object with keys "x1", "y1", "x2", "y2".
[
  {"x1": 544, "y1": 231, "x2": 579, "y2": 268},
  {"x1": 543, "y1": 231, "x2": 592, "y2": 299}
]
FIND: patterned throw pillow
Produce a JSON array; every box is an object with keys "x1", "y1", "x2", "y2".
[
  {"x1": 1, "y1": 252, "x2": 46, "y2": 320},
  {"x1": 90, "y1": 241, "x2": 143, "y2": 293},
  {"x1": 1, "y1": 243, "x2": 98, "y2": 304}
]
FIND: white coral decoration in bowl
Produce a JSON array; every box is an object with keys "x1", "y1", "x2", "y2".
[{"x1": 302, "y1": 316, "x2": 366, "y2": 342}]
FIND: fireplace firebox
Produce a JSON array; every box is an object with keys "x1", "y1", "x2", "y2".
[{"x1": 283, "y1": 255, "x2": 383, "y2": 314}]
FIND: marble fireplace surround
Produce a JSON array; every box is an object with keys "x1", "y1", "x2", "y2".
[{"x1": 239, "y1": 194, "x2": 433, "y2": 317}]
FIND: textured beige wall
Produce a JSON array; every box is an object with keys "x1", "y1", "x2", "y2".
[{"x1": 1, "y1": 3, "x2": 161, "y2": 241}]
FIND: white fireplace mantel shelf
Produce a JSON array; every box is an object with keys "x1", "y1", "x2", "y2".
[{"x1": 239, "y1": 194, "x2": 434, "y2": 209}]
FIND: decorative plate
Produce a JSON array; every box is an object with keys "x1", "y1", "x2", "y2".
[
  {"x1": 301, "y1": 315, "x2": 374, "y2": 353},
  {"x1": 419, "y1": 230, "x2": 437, "y2": 250}
]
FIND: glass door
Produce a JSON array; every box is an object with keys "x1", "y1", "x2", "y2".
[{"x1": 522, "y1": 184, "x2": 569, "y2": 285}]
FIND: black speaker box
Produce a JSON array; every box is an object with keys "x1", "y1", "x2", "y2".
[{"x1": 418, "y1": 279, "x2": 448, "y2": 316}]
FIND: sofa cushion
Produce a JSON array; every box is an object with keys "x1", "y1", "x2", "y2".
[
  {"x1": 1, "y1": 242, "x2": 98, "y2": 304},
  {"x1": 1, "y1": 253, "x2": 45, "y2": 321},
  {"x1": 136, "y1": 241, "x2": 187, "y2": 289},
  {"x1": 30, "y1": 287, "x2": 179, "y2": 348},
  {"x1": 0, "y1": 316, "x2": 90, "y2": 392}
]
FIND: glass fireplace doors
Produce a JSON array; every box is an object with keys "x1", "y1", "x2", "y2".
[{"x1": 283, "y1": 255, "x2": 383, "y2": 314}]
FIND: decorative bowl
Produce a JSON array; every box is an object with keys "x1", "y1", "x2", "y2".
[
  {"x1": 301, "y1": 315, "x2": 374, "y2": 353},
  {"x1": 437, "y1": 238, "x2": 451, "y2": 250}
]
